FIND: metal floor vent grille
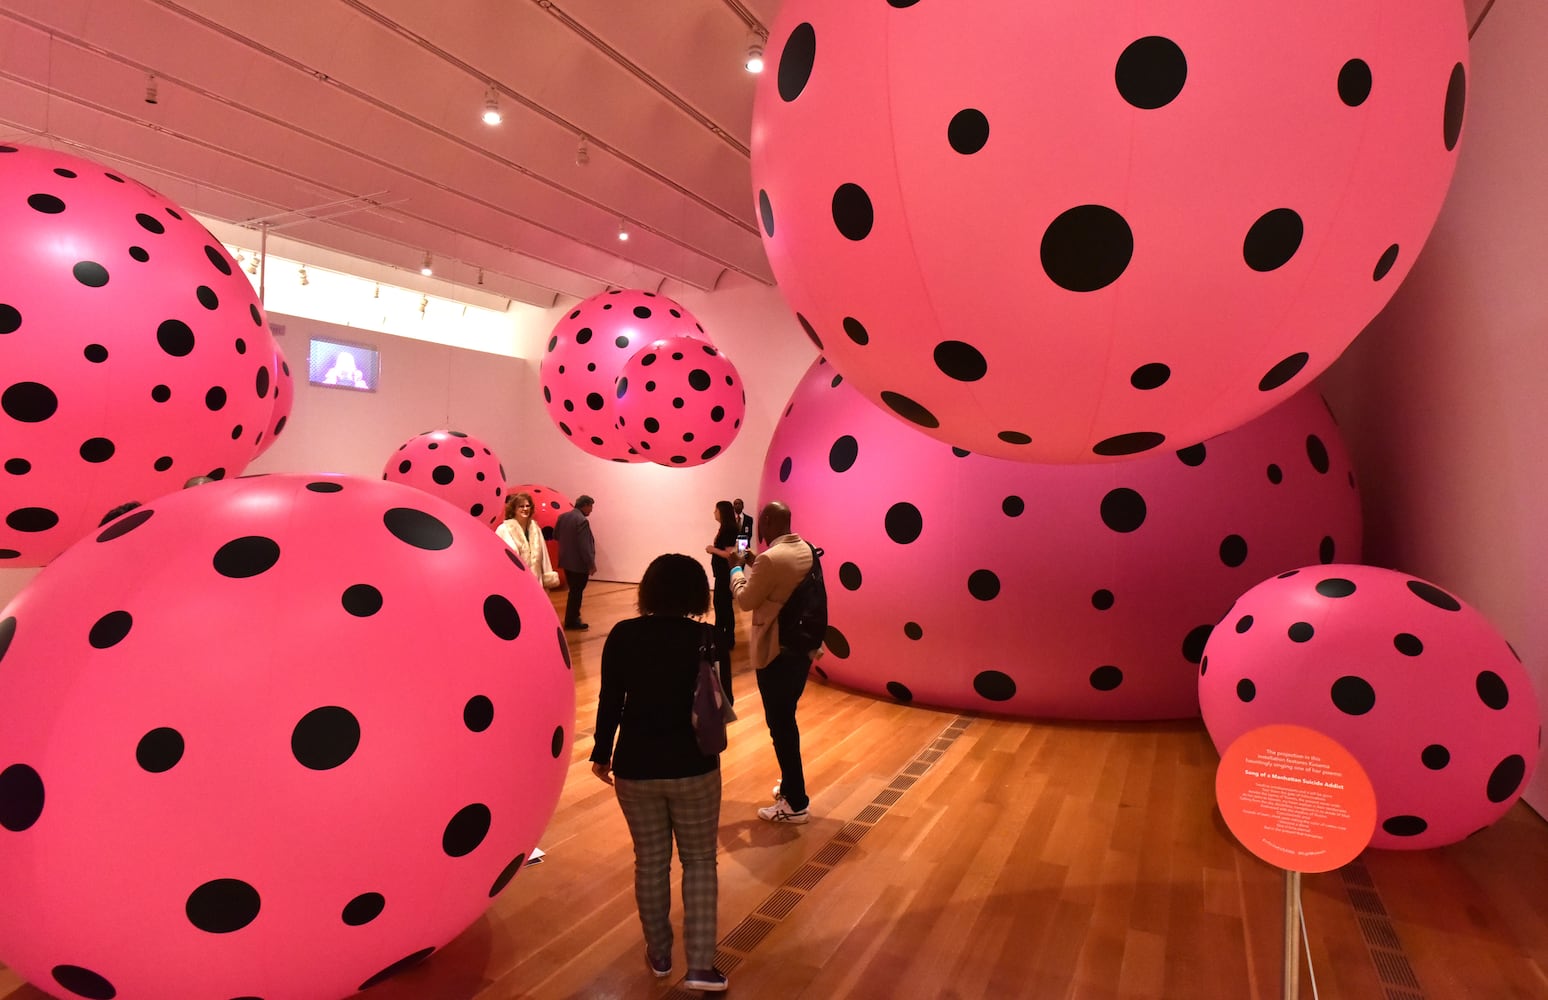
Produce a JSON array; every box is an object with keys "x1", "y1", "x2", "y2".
[{"x1": 1340, "y1": 858, "x2": 1425, "y2": 999}]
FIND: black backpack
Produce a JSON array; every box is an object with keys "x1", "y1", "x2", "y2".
[{"x1": 778, "y1": 543, "x2": 828, "y2": 654}]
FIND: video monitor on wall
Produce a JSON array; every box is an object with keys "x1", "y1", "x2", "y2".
[{"x1": 307, "y1": 336, "x2": 380, "y2": 393}]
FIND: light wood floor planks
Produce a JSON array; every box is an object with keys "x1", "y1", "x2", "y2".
[{"x1": 3, "y1": 581, "x2": 1545, "y2": 999}]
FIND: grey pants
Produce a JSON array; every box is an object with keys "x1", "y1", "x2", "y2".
[{"x1": 613, "y1": 769, "x2": 722, "y2": 969}]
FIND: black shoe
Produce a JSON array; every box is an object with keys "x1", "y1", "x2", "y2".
[{"x1": 564, "y1": 621, "x2": 590, "y2": 631}]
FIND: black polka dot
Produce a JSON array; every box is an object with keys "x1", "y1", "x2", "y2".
[
  {"x1": 829, "y1": 435, "x2": 859, "y2": 472},
  {"x1": 213, "y1": 536, "x2": 280, "y2": 578},
  {"x1": 1001, "y1": 496, "x2": 1025, "y2": 518},
  {"x1": 1259, "y1": 352, "x2": 1309, "y2": 391},
  {"x1": 307, "y1": 481, "x2": 343, "y2": 493},
  {"x1": 1099, "y1": 488, "x2": 1146, "y2": 533},
  {"x1": 1218, "y1": 535, "x2": 1247, "y2": 567},
  {"x1": 153, "y1": 455, "x2": 173, "y2": 472},
  {"x1": 88, "y1": 610, "x2": 133, "y2": 649},
  {"x1": 0, "y1": 763, "x2": 45, "y2": 831},
  {"x1": 1306, "y1": 434, "x2": 1330, "y2": 473},
  {"x1": 1393, "y1": 633, "x2": 1423, "y2": 657},
  {"x1": 1115, "y1": 36, "x2": 1187, "y2": 109},
  {"x1": 947, "y1": 108, "x2": 989, "y2": 154},
  {"x1": 50, "y1": 965, "x2": 116, "y2": 1000},
  {"x1": 359, "y1": 948, "x2": 436, "y2": 990},
  {"x1": 1235, "y1": 615, "x2": 1254, "y2": 634},
  {"x1": 824, "y1": 626, "x2": 850, "y2": 658},
  {"x1": 1331, "y1": 676, "x2": 1375, "y2": 715},
  {"x1": 0, "y1": 615, "x2": 14, "y2": 661},
  {"x1": 886, "y1": 681, "x2": 913, "y2": 703},
  {"x1": 1315, "y1": 578, "x2": 1356, "y2": 598},
  {"x1": 484, "y1": 594, "x2": 522, "y2": 640},
  {"x1": 758, "y1": 189, "x2": 775, "y2": 237},
  {"x1": 151, "y1": 384, "x2": 172, "y2": 402},
  {"x1": 186, "y1": 878, "x2": 261, "y2": 933},
  {"x1": 1487, "y1": 755, "x2": 1526, "y2": 803},
  {"x1": 204, "y1": 244, "x2": 233, "y2": 275},
  {"x1": 967, "y1": 569, "x2": 1000, "y2": 601},
  {"x1": 0, "y1": 303, "x2": 19, "y2": 334},
  {"x1": 6, "y1": 506, "x2": 59, "y2": 532},
  {"x1": 84, "y1": 343, "x2": 108, "y2": 363},
  {"x1": 135, "y1": 212, "x2": 165, "y2": 234},
  {"x1": 1421, "y1": 744, "x2": 1450, "y2": 770},
  {"x1": 1318, "y1": 536, "x2": 1337, "y2": 563},
  {"x1": 880, "y1": 390, "x2": 940, "y2": 429},
  {"x1": 779, "y1": 456, "x2": 792, "y2": 482},
  {"x1": 3, "y1": 381, "x2": 58, "y2": 422},
  {"x1": 1177, "y1": 444, "x2": 1206, "y2": 467},
  {"x1": 443, "y1": 803, "x2": 492, "y2": 857},
  {"x1": 1130, "y1": 363, "x2": 1170, "y2": 390},
  {"x1": 1288, "y1": 621, "x2": 1314, "y2": 643},
  {"x1": 838, "y1": 562, "x2": 862, "y2": 590},
  {"x1": 1244, "y1": 209, "x2": 1303, "y2": 271},
  {"x1": 687, "y1": 369, "x2": 712, "y2": 392},
  {"x1": 157, "y1": 319, "x2": 195, "y2": 357},
  {"x1": 384, "y1": 508, "x2": 454, "y2": 550},
  {"x1": 832, "y1": 183, "x2": 874, "y2": 241},
  {"x1": 194, "y1": 286, "x2": 219, "y2": 312},
  {"x1": 998, "y1": 430, "x2": 1032, "y2": 446},
  {"x1": 1091, "y1": 590, "x2": 1114, "y2": 611},
  {"x1": 1041, "y1": 205, "x2": 1133, "y2": 292},
  {"x1": 933, "y1": 340, "x2": 987, "y2": 382},
  {"x1": 27, "y1": 193, "x2": 65, "y2": 214},
  {"x1": 884, "y1": 502, "x2": 923, "y2": 544},
  {"x1": 292, "y1": 706, "x2": 361, "y2": 770},
  {"x1": 1094, "y1": 432, "x2": 1164, "y2": 457},
  {"x1": 1383, "y1": 815, "x2": 1428, "y2": 837},
  {"x1": 205, "y1": 387, "x2": 227, "y2": 411},
  {"x1": 1373, "y1": 243, "x2": 1400, "y2": 281},
  {"x1": 1089, "y1": 665, "x2": 1123, "y2": 691},
  {"x1": 128, "y1": 246, "x2": 149, "y2": 262},
  {"x1": 643, "y1": 417, "x2": 660, "y2": 434},
  {"x1": 341, "y1": 584, "x2": 383, "y2": 617},
  {"x1": 1444, "y1": 63, "x2": 1466, "y2": 151},
  {"x1": 73, "y1": 261, "x2": 109, "y2": 287},
  {"x1": 1476, "y1": 671, "x2": 1510, "y2": 710},
  {"x1": 256, "y1": 366, "x2": 271, "y2": 399},
  {"x1": 778, "y1": 22, "x2": 816, "y2": 102},
  {"x1": 556, "y1": 624, "x2": 572, "y2": 669},
  {"x1": 464, "y1": 695, "x2": 494, "y2": 732},
  {"x1": 343, "y1": 892, "x2": 385, "y2": 926},
  {"x1": 1236, "y1": 679, "x2": 1257, "y2": 702},
  {"x1": 973, "y1": 670, "x2": 1016, "y2": 702},
  {"x1": 551, "y1": 725, "x2": 566, "y2": 758},
  {"x1": 1182, "y1": 624, "x2": 1213, "y2": 664},
  {"x1": 3, "y1": 458, "x2": 27, "y2": 475},
  {"x1": 490, "y1": 854, "x2": 527, "y2": 897},
  {"x1": 432, "y1": 465, "x2": 455, "y2": 486},
  {"x1": 136, "y1": 727, "x2": 184, "y2": 772},
  {"x1": 1338, "y1": 59, "x2": 1372, "y2": 106},
  {"x1": 700, "y1": 445, "x2": 722, "y2": 461},
  {"x1": 1407, "y1": 579, "x2": 1461, "y2": 611},
  {"x1": 903, "y1": 621, "x2": 923, "y2": 640}
]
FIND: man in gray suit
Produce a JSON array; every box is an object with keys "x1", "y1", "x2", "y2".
[{"x1": 555, "y1": 494, "x2": 597, "y2": 630}]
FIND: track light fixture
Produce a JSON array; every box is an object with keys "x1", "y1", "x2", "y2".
[
  {"x1": 481, "y1": 86, "x2": 502, "y2": 126},
  {"x1": 420, "y1": 252, "x2": 433, "y2": 277},
  {"x1": 745, "y1": 41, "x2": 765, "y2": 74},
  {"x1": 145, "y1": 73, "x2": 159, "y2": 105},
  {"x1": 246, "y1": 254, "x2": 260, "y2": 276},
  {"x1": 476, "y1": 268, "x2": 485, "y2": 286},
  {"x1": 575, "y1": 138, "x2": 590, "y2": 166},
  {"x1": 298, "y1": 265, "x2": 309, "y2": 286},
  {"x1": 617, "y1": 219, "x2": 630, "y2": 242},
  {"x1": 418, "y1": 294, "x2": 429, "y2": 315},
  {"x1": 373, "y1": 282, "x2": 380, "y2": 299}
]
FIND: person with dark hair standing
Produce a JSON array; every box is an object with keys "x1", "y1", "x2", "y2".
[
  {"x1": 730, "y1": 501, "x2": 819, "y2": 825},
  {"x1": 555, "y1": 494, "x2": 597, "y2": 630},
  {"x1": 704, "y1": 500, "x2": 740, "y2": 702},
  {"x1": 591, "y1": 553, "x2": 728, "y2": 993}
]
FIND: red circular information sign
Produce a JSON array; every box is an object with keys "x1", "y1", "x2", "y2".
[{"x1": 1216, "y1": 724, "x2": 1377, "y2": 873}]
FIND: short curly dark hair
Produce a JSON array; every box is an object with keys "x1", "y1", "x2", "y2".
[{"x1": 636, "y1": 553, "x2": 710, "y2": 617}]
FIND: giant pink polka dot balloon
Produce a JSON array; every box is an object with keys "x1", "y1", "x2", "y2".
[
  {"x1": 540, "y1": 290, "x2": 710, "y2": 463},
  {"x1": 615, "y1": 336, "x2": 745, "y2": 467},
  {"x1": 1, "y1": 144, "x2": 283, "y2": 564},
  {"x1": 383, "y1": 430, "x2": 507, "y2": 526},
  {"x1": 1199, "y1": 565, "x2": 1541, "y2": 849},
  {"x1": 760, "y1": 358, "x2": 1361, "y2": 719},
  {"x1": 751, "y1": 2, "x2": 1467, "y2": 462},
  {"x1": 0, "y1": 473, "x2": 573, "y2": 1000}
]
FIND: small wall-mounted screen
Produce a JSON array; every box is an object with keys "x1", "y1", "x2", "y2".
[{"x1": 308, "y1": 337, "x2": 379, "y2": 392}]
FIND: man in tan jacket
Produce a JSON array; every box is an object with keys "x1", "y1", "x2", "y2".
[{"x1": 730, "y1": 501, "x2": 817, "y2": 824}]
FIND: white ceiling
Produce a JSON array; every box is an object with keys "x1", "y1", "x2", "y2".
[{"x1": 0, "y1": 0, "x2": 783, "y2": 308}]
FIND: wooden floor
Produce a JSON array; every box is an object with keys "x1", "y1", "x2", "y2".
[{"x1": 4, "y1": 582, "x2": 1546, "y2": 999}]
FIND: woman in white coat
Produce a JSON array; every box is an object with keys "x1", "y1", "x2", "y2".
[{"x1": 497, "y1": 491, "x2": 559, "y2": 589}]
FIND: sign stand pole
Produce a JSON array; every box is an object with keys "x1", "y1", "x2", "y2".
[{"x1": 1281, "y1": 869, "x2": 1301, "y2": 1000}]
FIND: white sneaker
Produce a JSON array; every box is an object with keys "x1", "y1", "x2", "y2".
[{"x1": 758, "y1": 795, "x2": 809, "y2": 824}]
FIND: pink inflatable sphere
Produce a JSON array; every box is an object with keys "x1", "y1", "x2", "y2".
[
  {"x1": 256, "y1": 342, "x2": 295, "y2": 459},
  {"x1": 382, "y1": 430, "x2": 506, "y2": 526},
  {"x1": 615, "y1": 337, "x2": 745, "y2": 467},
  {"x1": 0, "y1": 473, "x2": 574, "y2": 1000},
  {"x1": 751, "y1": 2, "x2": 1468, "y2": 462},
  {"x1": 1, "y1": 143, "x2": 283, "y2": 565},
  {"x1": 1199, "y1": 565, "x2": 1541, "y2": 849},
  {"x1": 759, "y1": 359, "x2": 1361, "y2": 719},
  {"x1": 539, "y1": 290, "x2": 709, "y2": 463}
]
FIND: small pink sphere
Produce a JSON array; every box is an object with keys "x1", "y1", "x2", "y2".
[
  {"x1": 1, "y1": 144, "x2": 283, "y2": 564},
  {"x1": 760, "y1": 358, "x2": 1361, "y2": 719},
  {"x1": 382, "y1": 430, "x2": 507, "y2": 526},
  {"x1": 751, "y1": 2, "x2": 1468, "y2": 461},
  {"x1": 1199, "y1": 565, "x2": 1541, "y2": 849},
  {"x1": 539, "y1": 289, "x2": 709, "y2": 463},
  {"x1": 0, "y1": 473, "x2": 574, "y2": 1000},
  {"x1": 615, "y1": 337, "x2": 745, "y2": 467}
]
